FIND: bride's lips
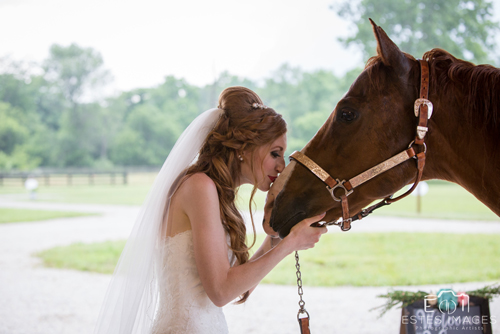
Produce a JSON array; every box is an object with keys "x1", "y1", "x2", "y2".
[{"x1": 268, "y1": 176, "x2": 277, "y2": 182}]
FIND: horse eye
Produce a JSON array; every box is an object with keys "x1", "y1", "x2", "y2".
[{"x1": 340, "y1": 110, "x2": 357, "y2": 122}]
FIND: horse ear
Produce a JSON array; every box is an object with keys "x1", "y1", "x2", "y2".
[{"x1": 369, "y1": 18, "x2": 410, "y2": 75}]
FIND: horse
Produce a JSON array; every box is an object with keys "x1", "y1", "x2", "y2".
[{"x1": 264, "y1": 19, "x2": 500, "y2": 239}]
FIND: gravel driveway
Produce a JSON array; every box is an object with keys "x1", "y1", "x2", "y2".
[{"x1": 0, "y1": 198, "x2": 498, "y2": 333}]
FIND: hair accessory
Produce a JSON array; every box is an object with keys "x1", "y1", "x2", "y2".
[
  {"x1": 252, "y1": 102, "x2": 268, "y2": 109},
  {"x1": 238, "y1": 154, "x2": 244, "y2": 162}
]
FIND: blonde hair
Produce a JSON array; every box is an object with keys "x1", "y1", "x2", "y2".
[{"x1": 185, "y1": 86, "x2": 286, "y2": 302}]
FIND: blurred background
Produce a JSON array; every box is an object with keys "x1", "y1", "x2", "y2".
[
  {"x1": 1, "y1": 0, "x2": 500, "y2": 333},
  {"x1": 2, "y1": 0, "x2": 500, "y2": 218},
  {"x1": 1, "y1": 0, "x2": 500, "y2": 172}
]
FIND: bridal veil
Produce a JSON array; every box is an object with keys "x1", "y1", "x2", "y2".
[{"x1": 94, "y1": 108, "x2": 225, "y2": 334}]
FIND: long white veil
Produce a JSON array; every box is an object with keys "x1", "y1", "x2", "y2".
[{"x1": 94, "y1": 108, "x2": 225, "y2": 334}]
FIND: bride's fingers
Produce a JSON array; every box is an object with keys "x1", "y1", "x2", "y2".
[
  {"x1": 291, "y1": 212, "x2": 327, "y2": 234},
  {"x1": 300, "y1": 212, "x2": 326, "y2": 227}
]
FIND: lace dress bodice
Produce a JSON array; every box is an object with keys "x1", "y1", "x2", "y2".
[{"x1": 152, "y1": 230, "x2": 234, "y2": 334}]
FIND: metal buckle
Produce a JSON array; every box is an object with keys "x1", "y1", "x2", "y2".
[
  {"x1": 360, "y1": 209, "x2": 369, "y2": 218},
  {"x1": 414, "y1": 98, "x2": 433, "y2": 119},
  {"x1": 408, "y1": 140, "x2": 427, "y2": 154},
  {"x1": 341, "y1": 218, "x2": 352, "y2": 231},
  {"x1": 416, "y1": 126, "x2": 428, "y2": 140},
  {"x1": 327, "y1": 179, "x2": 353, "y2": 202},
  {"x1": 297, "y1": 309, "x2": 310, "y2": 321}
]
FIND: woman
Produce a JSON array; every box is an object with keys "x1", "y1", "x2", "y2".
[{"x1": 94, "y1": 87, "x2": 327, "y2": 334}]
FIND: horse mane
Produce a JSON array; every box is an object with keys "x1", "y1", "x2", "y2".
[
  {"x1": 364, "y1": 49, "x2": 500, "y2": 134},
  {"x1": 423, "y1": 48, "x2": 500, "y2": 131}
]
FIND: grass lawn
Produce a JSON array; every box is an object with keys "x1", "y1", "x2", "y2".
[
  {"x1": 0, "y1": 185, "x2": 152, "y2": 206},
  {"x1": 0, "y1": 208, "x2": 94, "y2": 224},
  {"x1": 380, "y1": 181, "x2": 499, "y2": 220},
  {"x1": 259, "y1": 233, "x2": 500, "y2": 286},
  {"x1": 0, "y1": 182, "x2": 268, "y2": 210},
  {"x1": 1, "y1": 179, "x2": 498, "y2": 221},
  {"x1": 37, "y1": 240, "x2": 125, "y2": 274},
  {"x1": 37, "y1": 232, "x2": 500, "y2": 286}
]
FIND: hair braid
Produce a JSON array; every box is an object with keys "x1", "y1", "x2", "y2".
[{"x1": 185, "y1": 87, "x2": 286, "y2": 303}]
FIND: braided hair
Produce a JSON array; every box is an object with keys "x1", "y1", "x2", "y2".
[{"x1": 184, "y1": 86, "x2": 286, "y2": 303}]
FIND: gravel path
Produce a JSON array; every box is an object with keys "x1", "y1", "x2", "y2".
[{"x1": 0, "y1": 198, "x2": 499, "y2": 333}]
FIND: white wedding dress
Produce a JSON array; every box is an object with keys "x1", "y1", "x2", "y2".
[
  {"x1": 152, "y1": 230, "x2": 235, "y2": 334},
  {"x1": 94, "y1": 108, "x2": 229, "y2": 334}
]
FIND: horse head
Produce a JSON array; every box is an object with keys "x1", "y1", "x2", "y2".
[{"x1": 266, "y1": 19, "x2": 426, "y2": 238}]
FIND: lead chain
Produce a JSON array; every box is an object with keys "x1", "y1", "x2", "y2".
[{"x1": 295, "y1": 251, "x2": 309, "y2": 319}]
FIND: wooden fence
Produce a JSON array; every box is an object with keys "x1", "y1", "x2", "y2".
[{"x1": 0, "y1": 171, "x2": 129, "y2": 187}]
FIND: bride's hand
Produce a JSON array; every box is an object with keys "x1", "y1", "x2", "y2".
[{"x1": 280, "y1": 213, "x2": 327, "y2": 253}]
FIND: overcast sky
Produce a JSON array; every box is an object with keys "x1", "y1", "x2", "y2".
[{"x1": 1, "y1": 0, "x2": 500, "y2": 95}]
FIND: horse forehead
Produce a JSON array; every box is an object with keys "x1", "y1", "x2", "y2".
[
  {"x1": 349, "y1": 69, "x2": 375, "y2": 95},
  {"x1": 274, "y1": 161, "x2": 297, "y2": 192}
]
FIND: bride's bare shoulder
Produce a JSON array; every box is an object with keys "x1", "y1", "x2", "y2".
[{"x1": 177, "y1": 172, "x2": 218, "y2": 202}]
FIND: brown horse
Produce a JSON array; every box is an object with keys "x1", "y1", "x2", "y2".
[{"x1": 265, "y1": 19, "x2": 500, "y2": 239}]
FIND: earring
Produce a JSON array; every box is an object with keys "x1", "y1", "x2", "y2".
[{"x1": 238, "y1": 155, "x2": 243, "y2": 162}]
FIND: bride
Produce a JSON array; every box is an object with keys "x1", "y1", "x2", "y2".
[{"x1": 94, "y1": 86, "x2": 327, "y2": 334}]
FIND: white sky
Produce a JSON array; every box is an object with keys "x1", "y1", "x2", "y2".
[{"x1": 1, "y1": 0, "x2": 500, "y2": 94}]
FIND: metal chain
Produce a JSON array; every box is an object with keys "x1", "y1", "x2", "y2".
[{"x1": 295, "y1": 251, "x2": 309, "y2": 320}]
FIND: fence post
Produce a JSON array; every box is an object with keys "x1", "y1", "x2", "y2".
[{"x1": 123, "y1": 172, "x2": 128, "y2": 185}]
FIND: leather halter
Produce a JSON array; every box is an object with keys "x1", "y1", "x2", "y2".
[{"x1": 290, "y1": 60, "x2": 432, "y2": 231}]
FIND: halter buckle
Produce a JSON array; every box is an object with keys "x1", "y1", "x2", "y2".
[
  {"x1": 408, "y1": 140, "x2": 427, "y2": 154},
  {"x1": 340, "y1": 218, "x2": 352, "y2": 231},
  {"x1": 414, "y1": 98, "x2": 433, "y2": 119},
  {"x1": 416, "y1": 126, "x2": 428, "y2": 140},
  {"x1": 327, "y1": 179, "x2": 353, "y2": 202}
]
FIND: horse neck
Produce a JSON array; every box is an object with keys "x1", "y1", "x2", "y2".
[{"x1": 424, "y1": 95, "x2": 500, "y2": 216}]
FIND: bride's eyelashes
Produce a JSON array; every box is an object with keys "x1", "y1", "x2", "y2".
[{"x1": 271, "y1": 151, "x2": 281, "y2": 158}]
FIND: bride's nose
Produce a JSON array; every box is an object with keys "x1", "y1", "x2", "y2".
[{"x1": 276, "y1": 157, "x2": 285, "y2": 173}]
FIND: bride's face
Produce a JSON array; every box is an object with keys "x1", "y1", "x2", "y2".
[{"x1": 240, "y1": 134, "x2": 287, "y2": 191}]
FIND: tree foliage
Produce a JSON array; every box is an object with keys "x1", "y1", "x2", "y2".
[
  {"x1": 334, "y1": 0, "x2": 500, "y2": 64},
  {"x1": 43, "y1": 43, "x2": 111, "y2": 105},
  {"x1": 1, "y1": 8, "x2": 500, "y2": 172}
]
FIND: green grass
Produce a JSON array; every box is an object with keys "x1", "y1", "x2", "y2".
[
  {"x1": 0, "y1": 185, "x2": 152, "y2": 206},
  {"x1": 1, "y1": 178, "x2": 498, "y2": 220},
  {"x1": 259, "y1": 233, "x2": 500, "y2": 286},
  {"x1": 0, "y1": 183, "x2": 267, "y2": 210},
  {"x1": 0, "y1": 208, "x2": 94, "y2": 224},
  {"x1": 380, "y1": 180, "x2": 499, "y2": 221},
  {"x1": 37, "y1": 233, "x2": 500, "y2": 286},
  {"x1": 37, "y1": 240, "x2": 126, "y2": 274}
]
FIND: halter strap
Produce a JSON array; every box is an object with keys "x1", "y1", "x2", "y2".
[
  {"x1": 290, "y1": 147, "x2": 417, "y2": 201},
  {"x1": 287, "y1": 59, "x2": 432, "y2": 231},
  {"x1": 289, "y1": 151, "x2": 338, "y2": 189},
  {"x1": 414, "y1": 60, "x2": 433, "y2": 144}
]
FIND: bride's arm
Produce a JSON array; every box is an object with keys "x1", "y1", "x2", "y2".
[{"x1": 179, "y1": 173, "x2": 326, "y2": 307}]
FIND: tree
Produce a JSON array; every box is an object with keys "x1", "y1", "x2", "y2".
[
  {"x1": 0, "y1": 102, "x2": 28, "y2": 155},
  {"x1": 43, "y1": 43, "x2": 111, "y2": 106},
  {"x1": 42, "y1": 44, "x2": 113, "y2": 167},
  {"x1": 109, "y1": 104, "x2": 182, "y2": 166},
  {"x1": 150, "y1": 76, "x2": 201, "y2": 129},
  {"x1": 0, "y1": 102, "x2": 42, "y2": 170},
  {"x1": 334, "y1": 0, "x2": 500, "y2": 65}
]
